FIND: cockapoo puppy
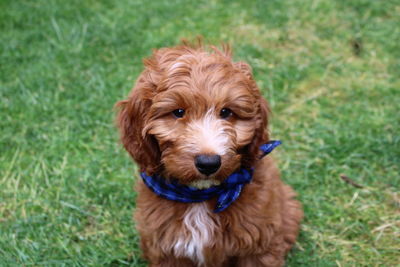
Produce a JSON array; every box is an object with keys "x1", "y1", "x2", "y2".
[{"x1": 116, "y1": 41, "x2": 302, "y2": 267}]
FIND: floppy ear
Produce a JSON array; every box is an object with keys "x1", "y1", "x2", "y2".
[
  {"x1": 241, "y1": 97, "x2": 270, "y2": 168},
  {"x1": 115, "y1": 72, "x2": 161, "y2": 175},
  {"x1": 234, "y1": 61, "x2": 270, "y2": 168}
]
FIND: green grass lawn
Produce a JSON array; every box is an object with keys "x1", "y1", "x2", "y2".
[{"x1": 1, "y1": 0, "x2": 399, "y2": 266}]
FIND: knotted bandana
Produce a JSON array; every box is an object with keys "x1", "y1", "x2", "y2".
[{"x1": 140, "y1": 140, "x2": 282, "y2": 212}]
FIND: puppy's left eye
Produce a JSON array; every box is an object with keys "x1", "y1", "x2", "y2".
[{"x1": 220, "y1": 108, "x2": 233, "y2": 119}]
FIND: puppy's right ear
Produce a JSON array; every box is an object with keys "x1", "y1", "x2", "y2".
[{"x1": 115, "y1": 74, "x2": 161, "y2": 175}]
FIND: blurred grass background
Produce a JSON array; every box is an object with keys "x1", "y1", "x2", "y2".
[{"x1": 1, "y1": 0, "x2": 399, "y2": 266}]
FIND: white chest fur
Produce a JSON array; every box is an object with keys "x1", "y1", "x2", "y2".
[{"x1": 172, "y1": 202, "x2": 216, "y2": 264}]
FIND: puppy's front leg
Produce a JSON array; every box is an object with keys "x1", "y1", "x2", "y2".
[
  {"x1": 235, "y1": 253, "x2": 285, "y2": 267},
  {"x1": 149, "y1": 256, "x2": 196, "y2": 267}
]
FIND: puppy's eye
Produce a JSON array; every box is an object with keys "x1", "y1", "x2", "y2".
[
  {"x1": 220, "y1": 108, "x2": 233, "y2": 119},
  {"x1": 172, "y1": 109, "x2": 185, "y2": 118}
]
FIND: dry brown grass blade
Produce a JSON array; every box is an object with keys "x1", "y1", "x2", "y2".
[{"x1": 340, "y1": 174, "x2": 364, "y2": 189}]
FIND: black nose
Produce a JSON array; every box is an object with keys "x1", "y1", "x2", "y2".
[{"x1": 195, "y1": 154, "x2": 221, "y2": 176}]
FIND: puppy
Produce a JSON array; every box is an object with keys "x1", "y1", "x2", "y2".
[{"x1": 116, "y1": 41, "x2": 302, "y2": 267}]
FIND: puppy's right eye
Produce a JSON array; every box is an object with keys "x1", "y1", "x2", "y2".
[{"x1": 172, "y1": 109, "x2": 185, "y2": 118}]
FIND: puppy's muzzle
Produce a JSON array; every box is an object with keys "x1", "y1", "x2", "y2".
[{"x1": 195, "y1": 154, "x2": 221, "y2": 176}]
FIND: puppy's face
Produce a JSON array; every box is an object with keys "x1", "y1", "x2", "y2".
[{"x1": 117, "y1": 46, "x2": 268, "y2": 188}]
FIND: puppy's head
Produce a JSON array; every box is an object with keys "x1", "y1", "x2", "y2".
[{"x1": 116, "y1": 43, "x2": 269, "y2": 188}]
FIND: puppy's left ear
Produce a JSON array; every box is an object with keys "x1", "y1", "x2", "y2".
[
  {"x1": 242, "y1": 97, "x2": 270, "y2": 167},
  {"x1": 234, "y1": 61, "x2": 270, "y2": 167},
  {"x1": 256, "y1": 97, "x2": 270, "y2": 146}
]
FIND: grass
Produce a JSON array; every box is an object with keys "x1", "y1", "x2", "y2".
[{"x1": 1, "y1": 0, "x2": 399, "y2": 266}]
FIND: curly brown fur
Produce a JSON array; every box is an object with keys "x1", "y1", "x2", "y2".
[{"x1": 116, "y1": 41, "x2": 302, "y2": 267}]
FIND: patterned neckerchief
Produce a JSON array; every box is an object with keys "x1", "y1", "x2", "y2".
[{"x1": 140, "y1": 140, "x2": 282, "y2": 212}]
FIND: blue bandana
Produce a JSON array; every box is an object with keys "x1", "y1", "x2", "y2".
[{"x1": 140, "y1": 140, "x2": 282, "y2": 212}]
